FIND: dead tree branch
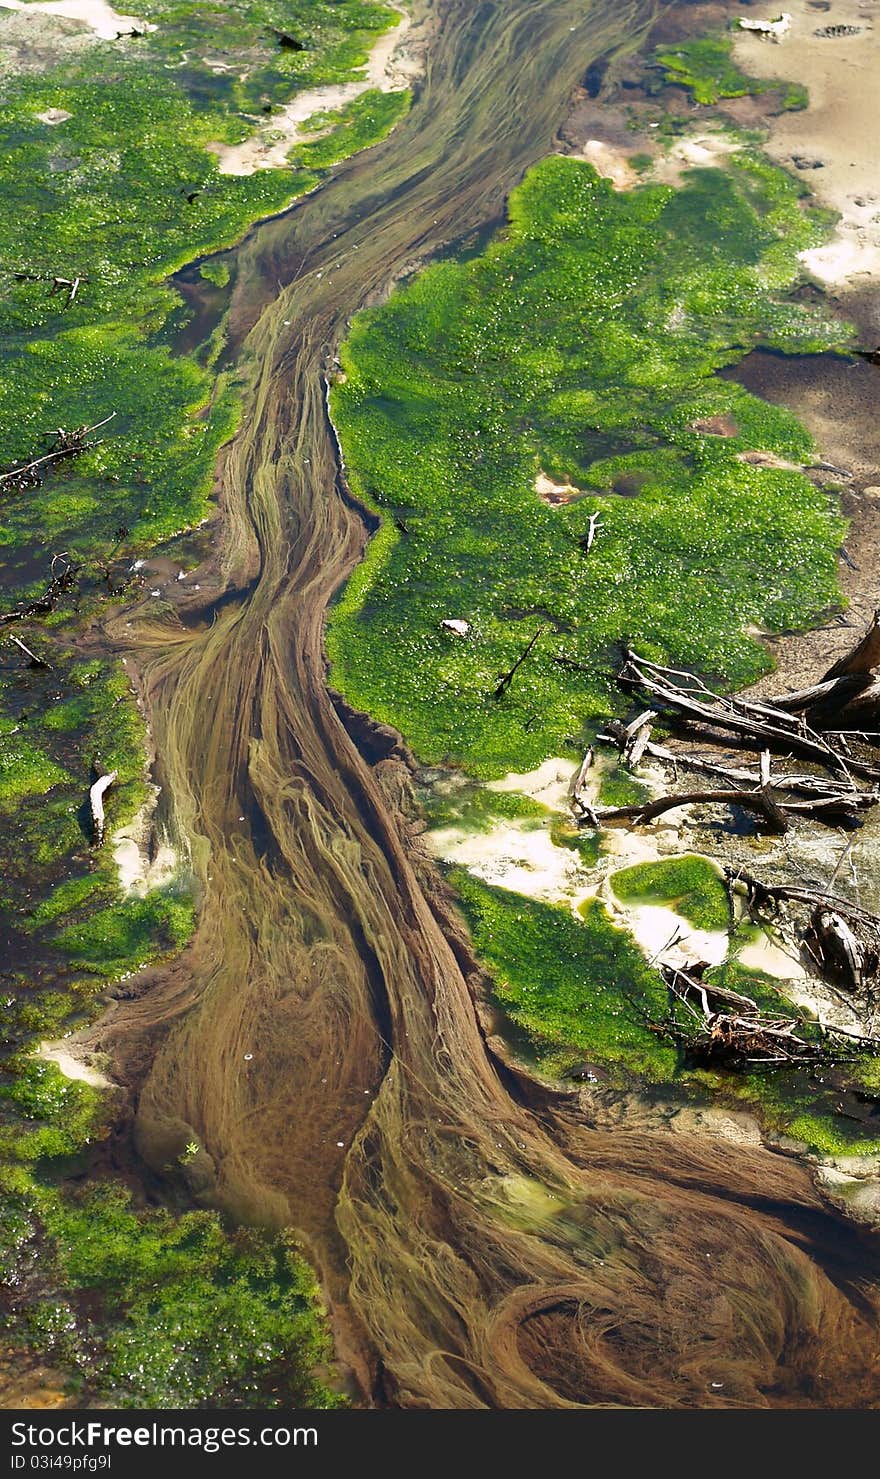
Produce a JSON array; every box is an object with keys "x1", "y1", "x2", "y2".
[
  {"x1": 7, "y1": 634, "x2": 50, "y2": 668},
  {"x1": 620, "y1": 650, "x2": 880, "y2": 782},
  {"x1": 0, "y1": 413, "x2": 115, "y2": 496},
  {"x1": 11, "y1": 268, "x2": 89, "y2": 308},
  {"x1": 0, "y1": 555, "x2": 80, "y2": 627},
  {"x1": 659, "y1": 962, "x2": 865, "y2": 1067}
]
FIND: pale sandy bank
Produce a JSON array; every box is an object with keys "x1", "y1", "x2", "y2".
[
  {"x1": 732, "y1": 0, "x2": 880, "y2": 289},
  {"x1": 209, "y1": 6, "x2": 420, "y2": 177},
  {"x1": 0, "y1": 0, "x2": 153, "y2": 41}
]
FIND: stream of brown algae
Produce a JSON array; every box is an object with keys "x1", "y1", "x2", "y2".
[{"x1": 91, "y1": 0, "x2": 880, "y2": 1407}]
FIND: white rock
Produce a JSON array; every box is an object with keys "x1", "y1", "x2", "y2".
[
  {"x1": 738, "y1": 13, "x2": 791, "y2": 41},
  {"x1": 440, "y1": 618, "x2": 471, "y2": 637}
]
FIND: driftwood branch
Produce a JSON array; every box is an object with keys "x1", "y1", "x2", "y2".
[
  {"x1": 0, "y1": 414, "x2": 115, "y2": 496},
  {"x1": 762, "y1": 612, "x2": 880, "y2": 731},
  {"x1": 659, "y1": 962, "x2": 865, "y2": 1067},
  {"x1": 599, "y1": 722, "x2": 864, "y2": 800},
  {"x1": 0, "y1": 556, "x2": 80, "y2": 627},
  {"x1": 7, "y1": 634, "x2": 50, "y2": 668},
  {"x1": 822, "y1": 608, "x2": 880, "y2": 681},
  {"x1": 570, "y1": 745, "x2": 596, "y2": 822},
  {"x1": 89, "y1": 770, "x2": 117, "y2": 847},
  {"x1": 578, "y1": 511, "x2": 602, "y2": 555},
  {"x1": 11, "y1": 268, "x2": 89, "y2": 307},
  {"x1": 620, "y1": 650, "x2": 880, "y2": 783},
  {"x1": 807, "y1": 906, "x2": 871, "y2": 993},
  {"x1": 725, "y1": 865, "x2": 880, "y2": 937},
  {"x1": 596, "y1": 723, "x2": 875, "y2": 831},
  {"x1": 587, "y1": 784, "x2": 837, "y2": 832},
  {"x1": 765, "y1": 673, "x2": 871, "y2": 714},
  {"x1": 593, "y1": 645, "x2": 880, "y2": 833}
]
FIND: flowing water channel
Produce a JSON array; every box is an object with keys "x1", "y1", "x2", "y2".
[{"x1": 90, "y1": 0, "x2": 880, "y2": 1407}]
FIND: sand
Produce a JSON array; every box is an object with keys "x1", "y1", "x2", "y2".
[
  {"x1": 209, "y1": 6, "x2": 420, "y2": 177},
  {"x1": 37, "y1": 1043, "x2": 114, "y2": 1088},
  {"x1": 564, "y1": 117, "x2": 739, "y2": 196},
  {"x1": 429, "y1": 817, "x2": 596, "y2": 906},
  {"x1": 534, "y1": 469, "x2": 582, "y2": 504},
  {"x1": 0, "y1": 0, "x2": 152, "y2": 40},
  {"x1": 650, "y1": 130, "x2": 740, "y2": 188},
  {"x1": 575, "y1": 138, "x2": 638, "y2": 190},
  {"x1": 732, "y1": 0, "x2": 880, "y2": 289},
  {"x1": 617, "y1": 900, "x2": 730, "y2": 968},
  {"x1": 111, "y1": 785, "x2": 180, "y2": 896}
]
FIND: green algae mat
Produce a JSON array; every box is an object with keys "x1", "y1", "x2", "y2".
[{"x1": 329, "y1": 150, "x2": 846, "y2": 777}]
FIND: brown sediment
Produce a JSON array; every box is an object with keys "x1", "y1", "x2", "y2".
[{"x1": 85, "y1": 0, "x2": 880, "y2": 1409}]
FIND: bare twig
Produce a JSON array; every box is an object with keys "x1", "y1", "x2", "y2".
[
  {"x1": 0, "y1": 555, "x2": 80, "y2": 627},
  {"x1": 7, "y1": 634, "x2": 50, "y2": 668},
  {"x1": 0, "y1": 413, "x2": 115, "y2": 495},
  {"x1": 490, "y1": 626, "x2": 544, "y2": 700}
]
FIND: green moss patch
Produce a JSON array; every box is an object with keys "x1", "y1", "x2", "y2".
[
  {"x1": 422, "y1": 779, "x2": 547, "y2": 831},
  {"x1": 292, "y1": 86, "x2": 411, "y2": 170},
  {"x1": 54, "y1": 889, "x2": 196, "y2": 978},
  {"x1": 330, "y1": 152, "x2": 846, "y2": 778},
  {"x1": 652, "y1": 35, "x2": 807, "y2": 110},
  {"x1": 610, "y1": 854, "x2": 730, "y2": 933},
  {"x1": 0, "y1": 1165, "x2": 341, "y2": 1408},
  {"x1": 452, "y1": 870, "x2": 677, "y2": 1082},
  {"x1": 595, "y1": 764, "x2": 650, "y2": 810},
  {"x1": 0, "y1": 736, "x2": 70, "y2": 808}
]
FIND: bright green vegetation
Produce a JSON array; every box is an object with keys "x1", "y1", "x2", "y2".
[
  {"x1": 419, "y1": 777, "x2": 547, "y2": 831},
  {"x1": 0, "y1": 735, "x2": 70, "y2": 807},
  {"x1": 0, "y1": 648, "x2": 166, "y2": 942},
  {"x1": 610, "y1": 854, "x2": 730, "y2": 932},
  {"x1": 1, "y1": 1163, "x2": 341, "y2": 1407},
  {"x1": 651, "y1": 35, "x2": 807, "y2": 110},
  {"x1": 721, "y1": 1062, "x2": 880, "y2": 1158},
  {"x1": 0, "y1": 0, "x2": 408, "y2": 1405},
  {"x1": 453, "y1": 871, "x2": 678, "y2": 1082},
  {"x1": 0, "y1": 1059, "x2": 102, "y2": 1165},
  {"x1": 549, "y1": 813, "x2": 599, "y2": 866},
  {"x1": 200, "y1": 259, "x2": 231, "y2": 288},
  {"x1": 330, "y1": 151, "x2": 846, "y2": 779},
  {"x1": 595, "y1": 764, "x2": 649, "y2": 810},
  {"x1": 55, "y1": 891, "x2": 196, "y2": 975}
]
